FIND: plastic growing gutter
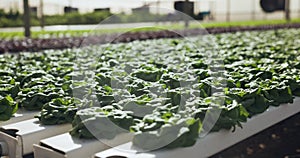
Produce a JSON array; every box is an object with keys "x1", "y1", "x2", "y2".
[
  {"x1": 33, "y1": 133, "x2": 133, "y2": 158},
  {"x1": 1, "y1": 98, "x2": 299, "y2": 158},
  {"x1": 0, "y1": 109, "x2": 38, "y2": 127},
  {"x1": 94, "y1": 97, "x2": 300, "y2": 158},
  {"x1": 0, "y1": 119, "x2": 71, "y2": 158}
]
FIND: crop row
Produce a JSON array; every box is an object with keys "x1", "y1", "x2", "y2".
[
  {"x1": 0, "y1": 28, "x2": 300, "y2": 150},
  {"x1": 1, "y1": 23, "x2": 300, "y2": 54}
]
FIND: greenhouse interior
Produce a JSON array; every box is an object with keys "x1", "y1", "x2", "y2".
[{"x1": 0, "y1": 0, "x2": 300, "y2": 158}]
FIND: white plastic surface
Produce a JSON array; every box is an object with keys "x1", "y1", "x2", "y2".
[
  {"x1": 0, "y1": 109, "x2": 37, "y2": 127},
  {"x1": 94, "y1": 97, "x2": 300, "y2": 158},
  {"x1": 34, "y1": 133, "x2": 133, "y2": 158},
  {"x1": 0, "y1": 118, "x2": 71, "y2": 158}
]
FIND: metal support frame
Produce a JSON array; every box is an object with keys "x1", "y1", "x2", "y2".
[
  {"x1": 285, "y1": 0, "x2": 290, "y2": 21},
  {"x1": 184, "y1": 0, "x2": 190, "y2": 29},
  {"x1": 252, "y1": 0, "x2": 256, "y2": 20},
  {"x1": 39, "y1": 0, "x2": 44, "y2": 29},
  {"x1": 226, "y1": 0, "x2": 231, "y2": 22},
  {"x1": 23, "y1": 0, "x2": 31, "y2": 37}
]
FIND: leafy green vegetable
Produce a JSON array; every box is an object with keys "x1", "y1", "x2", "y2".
[
  {"x1": 70, "y1": 106, "x2": 134, "y2": 139},
  {"x1": 1, "y1": 29, "x2": 300, "y2": 150},
  {"x1": 0, "y1": 95, "x2": 17, "y2": 121},
  {"x1": 35, "y1": 97, "x2": 80, "y2": 125},
  {"x1": 131, "y1": 112, "x2": 201, "y2": 150},
  {"x1": 132, "y1": 66, "x2": 165, "y2": 82},
  {"x1": 18, "y1": 86, "x2": 63, "y2": 110}
]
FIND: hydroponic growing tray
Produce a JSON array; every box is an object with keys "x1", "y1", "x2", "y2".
[{"x1": 94, "y1": 97, "x2": 300, "y2": 158}]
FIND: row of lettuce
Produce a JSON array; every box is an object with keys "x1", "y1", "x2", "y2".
[{"x1": 0, "y1": 29, "x2": 300, "y2": 150}]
